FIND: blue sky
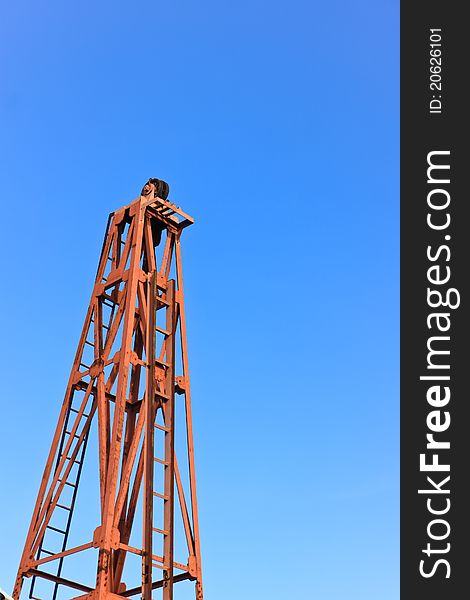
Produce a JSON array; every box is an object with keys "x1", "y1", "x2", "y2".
[{"x1": 0, "y1": 1, "x2": 399, "y2": 598}]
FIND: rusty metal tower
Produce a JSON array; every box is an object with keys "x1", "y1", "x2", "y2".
[{"x1": 13, "y1": 179, "x2": 203, "y2": 600}]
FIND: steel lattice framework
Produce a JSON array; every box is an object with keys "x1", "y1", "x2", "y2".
[{"x1": 13, "y1": 180, "x2": 203, "y2": 600}]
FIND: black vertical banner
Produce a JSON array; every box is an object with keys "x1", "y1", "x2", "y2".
[{"x1": 401, "y1": 3, "x2": 469, "y2": 599}]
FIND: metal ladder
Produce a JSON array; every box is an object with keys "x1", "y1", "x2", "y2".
[{"x1": 29, "y1": 393, "x2": 91, "y2": 600}]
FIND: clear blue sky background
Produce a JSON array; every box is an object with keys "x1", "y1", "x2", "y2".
[{"x1": 0, "y1": 1, "x2": 399, "y2": 598}]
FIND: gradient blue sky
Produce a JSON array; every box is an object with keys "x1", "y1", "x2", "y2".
[{"x1": 0, "y1": 1, "x2": 399, "y2": 598}]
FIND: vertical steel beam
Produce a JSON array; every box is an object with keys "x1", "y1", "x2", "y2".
[
  {"x1": 175, "y1": 237, "x2": 204, "y2": 599},
  {"x1": 95, "y1": 200, "x2": 145, "y2": 598},
  {"x1": 163, "y1": 280, "x2": 176, "y2": 600},
  {"x1": 142, "y1": 272, "x2": 156, "y2": 600}
]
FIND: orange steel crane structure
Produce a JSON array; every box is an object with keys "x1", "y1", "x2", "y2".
[{"x1": 13, "y1": 179, "x2": 203, "y2": 600}]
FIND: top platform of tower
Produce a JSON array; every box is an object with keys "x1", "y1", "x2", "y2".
[{"x1": 113, "y1": 178, "x2": 194, "y2": 231}]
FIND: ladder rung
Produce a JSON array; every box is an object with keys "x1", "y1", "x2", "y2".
[
  {"x1": 102, "y1": 323, "x2": 110, "y2": 330},
  {"x1": 155, "y1": 326, "x2": 170, "y2": 336},
  {"x1": 56, "y1": 503, "x2": 72, "y2": 511},
  {"x1": 70, "y1": 408, "x2": 90, "y2": 418},
  {"x1": 65, "y1": 431, "x2": 81, "y2": 439},
  {"x1": 40, "y1": 549, "x2": 55, "y2": 556},
  {"x1": 79, "y1": 362, "x2": 90, "y2": 369},
  {"x1": 46, "y1": 525, "x2": 67, "y2": 534},
  {"x1": 59, "y1": 479, "x2": 77, "y2": 488},
  {"x1": 156, "y1": 296, "x2": 170, "y2": 306},
  {"x1": 103, "y1": 300, "x2": 115, "y2": 308},
  {"x1": 154, "y1": 423, "x2": 170, "y2": 432},
  {"x1": 30, "y1": 595, "x2": 44, "y2": 600},
  {"x1": 65, "y1": 456, "x2": 81, "y2": 465},
  {"x1": 85, "y1": 340, "x2": 95, "y2": 347},
  {"x1": 153, "y1": 457, "x2": 169, "y2": 465},
  {"x1": 152, "y1": 527, "x2": 169, "y2": 535},
  {"x1": 155, "y1": 358, "x2": 169, "y2": 368},
  {"x1": 152, "y1": 491, "x2": 169, "y2": 500}
]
